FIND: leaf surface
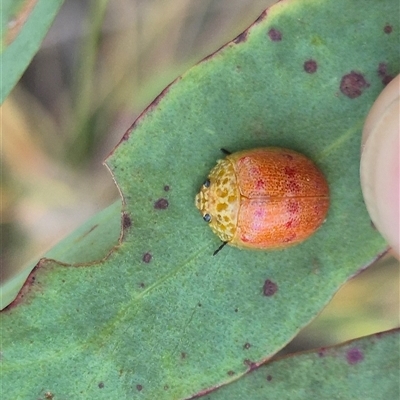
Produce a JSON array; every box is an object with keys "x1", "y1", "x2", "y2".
[
  {"x1": 1, "y1": 0, "x2": 399, "y2": 399},
  {"x1": 208, "y1": 329, "x2": 400, "y2": 400}
]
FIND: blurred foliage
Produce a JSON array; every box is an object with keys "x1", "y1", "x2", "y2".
[{"x1": 1, "y1": 0, "x2": 398, "y2": 354}]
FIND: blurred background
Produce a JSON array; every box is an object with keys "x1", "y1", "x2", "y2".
[{"x1": 1, "y1": 0, "x2": 399, "y2": 351}]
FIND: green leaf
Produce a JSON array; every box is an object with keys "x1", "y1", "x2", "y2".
[
  {"x1": 0, "y1": 201, "x2": 121, "y2": 309},
  {"x1": 208, "y1": 329, "x2": 400, "y2": 399},
  {"x1": 0, "y1": 0, "x2": 64, "y2": 104},
  {"x1": 1, "y1": 0, "x2": 399, "y2": 399}
]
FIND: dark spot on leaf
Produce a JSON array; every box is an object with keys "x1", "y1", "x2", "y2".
[
  {"x1": 244, "y1": 359, "x2": 257, "y2": 371},
  {"x1": 318, "y1": 347, "x2": 326, "y2": 357},
  {"x1": 266, "y1": 375, "x2": 273, "y2": 381},
  {"x1": 142, "y1": 252, "x2": 152, "y2": 263},
  {"x1": 139, "y1": 283, "x2": 145, "y2": 288},
  {"x1": 198, "y1": 302, "x2": 202, "y2": 307},
  {"x1": 382, "y1": 75, "x2": 393, "y2": 85},
  {"x1": 98, "y1": 382, "x2": 104, "y2": 389},
  {"x1": 122, "y1": 127, "x2": 132, "y2": 141},
  {"x1": 234, "y1": 308, "x2": 238, "y2": 312},
  {"x1": 234, "y1": 31, "x2": 248, "y2": 44},
  {"x1": 384, "y1": 25, "x2": 392, "y2": 34},
  {"x1": 377, "y1": 62, "x2": 393, "y2": 85},
  {"x1": 136, "y1": 384, "x2": 143, "y2": 391},
  {"x1": 164, "y1": 385, "x2": 169, "y2": 390},
  {"x1": 243, "y1": 342, "x2": 251, "y2": 349},
  {"x1": 181, "y1": 352, "x2": 187, "y2": 359},
  {"x1": 268, "y1": 28, "x2": 282, "y2": 41},
  {"x1": 227, "y1": 370, "x2": 235, "y2": 376},
  {"x1": 304, "y1": 59, "x2": 318, "y2": 73},
  {"x1": 122, "y1": 213, "x2": 132, "y2": 229},
  {"x1": 263, "y1": 279, "x2": 278, "y2": 296},
  {"x1": 2, "y1": 263, "x2": 41, "y2": 311},
  {"x1": 346, "y1": 347, "x2": 364, "y2": 364},
  {"x1": 340, "y1": 71, "x2": 369, "y2": 98},
  {"x1": 163, "y1": 185, "x2": 170, "y2": 192},
  {"x1": 45, "y1": 392, "x2": 54, "y2": 400},
  {"x1": 378, "y1": 62, "x2": 387, "y2": 77},
  {"x1": 255, "y1": 10, "x2": 267, "y2": 24},
  {"x1": 154, "y1": 198, "x2": 169, "y2": 209}
]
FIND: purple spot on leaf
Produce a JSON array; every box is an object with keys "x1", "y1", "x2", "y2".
[
  {"x1": 234, "y1": 31, "x2": 248, "y2": 44},
  {"x1": 154, "y1": 198, "x2": 169, "y2": 209},
  {"x1": 263, "y1": 279, "x2": 278, "y2": 296},
  {"x1": 123, "y1": 213, "x2": 131, "y2": 229},
  {"x1": 340, "y1": 71, "x2": 369, "y2": 99},
  {"x1": 346, "y1": 347, "x2": 364, "y2": 364},
  {"x1": 384, "y1": 25, "x2": 392, "y2": 34},
  {"x1": 142, "y1": 252, "x2": 152, "y2": 263},
  {"x1": 268, "y1": 28, "x2": 282, "y2": 41},
  {"x1": 304, "y1": 59, "x2": 318, "y2": 73}
]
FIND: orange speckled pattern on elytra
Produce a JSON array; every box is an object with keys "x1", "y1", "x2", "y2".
[
  {"x1": 227, "y1": 148, "x2": 329, "y2": 249},
  {"x1": 229, "y1": 148, "x2": 328, "y2": 199},
  {"x1": 196, "y1": 147, "x2": 330, "y2": 250}
]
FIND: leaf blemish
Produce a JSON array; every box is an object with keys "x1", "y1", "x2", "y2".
[
  {"x1": 304, "y1": 59, "x2": 318, "y2": 73},
  {"x1": 142, "y1": 252, "x2": 152, "y2": 263},
  {"x1": 244, "y1": 359, "x2": 257, "y2": 371},
  {"x1": 384, "y1": 24, "x2": 392, "y2": 34},
  {"x1": 163, "y1": 185, "x2": 170, "y2": 191},
  {"x1": 318, "y1": 347, "x2": 327, "y2": 357},
  {"x1": 122, "y1": 213, "x2": 132, "y2": 229},
  {"x1": 2, "y1": 264, "x2": 41, "y2": 311},
  {"x1": 255, "y1": 10, "x2": 268, "y2": 24},
  {"x1": 234, "y1": 31, "x2": 248, "y2": 44},
  {"x1": 263, "y1": 279, "x2": 278, "y2": 296},
  {"x1": 227, "y1": 370, "x2": 235, "y2": 376},
  {"x1": 181, "y1": 352, "x2": 187, "y2": 359},
  {"x1": 136, "y1": 384, "x2": 143, "y2": 391},
  {"x1": 98, "y1": 382, "x2": 104, "y2": 389},
  {"x1": 154, "y1": 198, "x2": 169, "y2": 210},
  {"x1": 266, "y1": 375, "x2": 273, "y2": 381},
  {"x1": 377, "y1": 62, "x2": 393, "y2": 85},
  {"x1": 340, "y1": 71, "x2": 369, "y2": 99},
  {"x1": 268, "y1": 28, "x2": 282, "y2": 41},
  {"x1": 346, "y1": 347, "x2": 364, "y2": 364},
  {"x1": 243, "y1": 342, "x2": 251, "y2": 349}
]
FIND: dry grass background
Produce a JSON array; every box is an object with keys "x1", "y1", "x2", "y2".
[{"x1": 1, "y1": 0, "x2": 398, "y2": 350}]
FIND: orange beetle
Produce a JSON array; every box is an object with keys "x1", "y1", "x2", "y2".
[{"x1": 195, "y1": 147, "x2": 329, "y2": 253}]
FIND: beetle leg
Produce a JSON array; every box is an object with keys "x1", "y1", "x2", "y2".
[
  {"x1": 213, "y1": 241, "x2": 228, "y2": 256},
  {"x1": 220, "y1": 148, "x2": 231, "y2": 155}
]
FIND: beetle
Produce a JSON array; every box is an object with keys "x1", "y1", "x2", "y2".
[{"x1": 195, "y1": 147, "x2": 329, "y2": 255}]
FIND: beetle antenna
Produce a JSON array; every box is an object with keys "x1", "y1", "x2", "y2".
[
  {"x1": 213, "y1": 241, "x2": 228, "y2": 256},
  {"x1": 220, "y1": 148, "x2": 231, "y2": 155}
]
